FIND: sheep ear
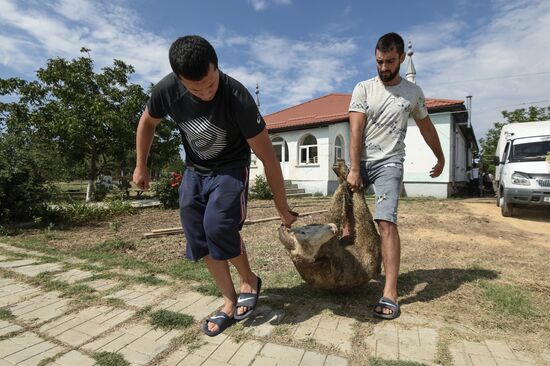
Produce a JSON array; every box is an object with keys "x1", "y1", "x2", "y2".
[{"x1": 278, "y1": 225, "x2": 296, "y2": 251}]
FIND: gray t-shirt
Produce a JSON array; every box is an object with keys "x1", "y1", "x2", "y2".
[{"x1": 349, "y1": 76, "x2": 428, "y2": 161}]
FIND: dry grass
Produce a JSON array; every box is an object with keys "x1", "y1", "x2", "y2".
[{"x1": 3, "y1": 197, "x2": 550, "y2": 356}]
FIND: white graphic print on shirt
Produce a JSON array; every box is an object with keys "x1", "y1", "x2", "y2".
[{"x1": 178, "y1": 116, "x2": 227, "y2": 160}]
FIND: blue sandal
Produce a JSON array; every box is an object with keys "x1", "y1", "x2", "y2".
[
  {"x1": 373, "y1": 297, "x2": 400, "y2": 320},
  {"x1": 202, "y1": 312, "x2": 236, "y2": 337},
  {"x1": 234, "y1": 277, "x2": 262, "y2": 320}
]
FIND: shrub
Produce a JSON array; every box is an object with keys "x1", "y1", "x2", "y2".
[
  {"x1": 152, "y1": 171, "x2": 182, "y2": 209},
  {"x1": 38, "y1": 200, "x2": 135, "y2": 226},
  {"x1": 0, "y1": 135, "x2": 52, "y2": 225},
  {"x1": 250, "y1": 174, "x2": 272, "y2": 200}
]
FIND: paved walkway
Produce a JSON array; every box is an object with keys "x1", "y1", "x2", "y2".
[{"x1": 0, "y1": 242, "x2": 548, "y2": 366}]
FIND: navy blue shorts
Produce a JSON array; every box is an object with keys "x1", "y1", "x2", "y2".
[{"x1": 179, "y1": 167, "x2": 249, "y2": 261}]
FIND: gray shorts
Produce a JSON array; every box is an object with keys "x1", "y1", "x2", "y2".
[{"x1": 360, "y1": 154, "x2": 404, "y2": 224}]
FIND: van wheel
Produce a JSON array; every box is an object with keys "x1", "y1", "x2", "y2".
[{"x1": 501, "y1": 199, "x2": 514, "y2": 217}]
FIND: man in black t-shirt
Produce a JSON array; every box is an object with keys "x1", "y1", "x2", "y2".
[{"x1": 133, "y1": 35, "x2": 297, "y2": 336}]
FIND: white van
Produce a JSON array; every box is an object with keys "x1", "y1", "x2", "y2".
[{"x1": 494, "y1": 121, "x2": 550, "y2": 216}]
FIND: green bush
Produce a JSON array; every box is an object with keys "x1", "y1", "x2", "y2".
[
  {"x1": 0, "y1": 135, "x2": 52, "y2": 225},
  {"x1": 250, "y1": 174, "x2": 272, "y2": 199},
  {"x1": 38, "y1": 200, "x2": 135, "y2": 226},
  {"x1": 152, "y1": 171, "x2": 182, "y2": 209}
]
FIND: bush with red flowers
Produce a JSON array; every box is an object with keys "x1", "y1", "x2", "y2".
[{"x1": 152, "y1": 171, "x2": 182, "y2": 209}]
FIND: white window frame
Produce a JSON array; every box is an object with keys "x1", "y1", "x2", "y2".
[
  {"x1": 334, "y1": 135, "x2": 344, "y2": 163},
  {"x1": 299, "y1": 134, "x2": 318, "y2": 165}
]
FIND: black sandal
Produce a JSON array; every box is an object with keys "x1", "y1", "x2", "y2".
[
  {"x1": 373, "y1": 297, "x2": 401, "y2": 320},
  {"x1": 234, "y1": 277, "x2": 262, "y2": 320},
  {"x1": 202, "y1": 311, "x2": 236, "y2": 337}
]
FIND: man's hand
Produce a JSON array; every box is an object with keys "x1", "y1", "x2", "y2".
[
  {"x1": 133, "y1": 166, "x2": 150, "y2": 190},
  {"x1": 430, "y1": 159, "x2": 445, "y2": 178},
  {"x1": 346, "y1": 169, "x2": 363, "y2": 192},
  {"x1": 279, "y1": 208, "x2": 298, "y2": 228}
]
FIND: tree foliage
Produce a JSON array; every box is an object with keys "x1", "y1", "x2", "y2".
[
  {"x1": 479, "y1": 106, "x2": 550, "y2": 174},
  {"x1": 0, "y1": 48, "x2": 180, "y2": 202}
]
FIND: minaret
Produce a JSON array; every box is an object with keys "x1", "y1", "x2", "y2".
[
  {"x1": 405, "y1": 40, "x2": 416, "y2": 84},
  {"x1": 255, "y1": 81, "x2": 261, "y2": 108}
]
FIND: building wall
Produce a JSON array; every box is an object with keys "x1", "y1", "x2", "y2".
[
  {"x1": 251, "y1": 111, "x2": 470, "y2": 198},
  {"x1": 403, "y1": 113, "x2": 452, "y2": 183}
]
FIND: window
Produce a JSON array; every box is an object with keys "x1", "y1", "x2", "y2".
[
  {"x1": 299, "y1": 134, "x2": 318, "y2": 165},
  {"x1": 334, "y1": 135, "x2": 344, "y2": 163},
  {"x1": 272, "y1": 137, "x2": 289, "y2": 162}
]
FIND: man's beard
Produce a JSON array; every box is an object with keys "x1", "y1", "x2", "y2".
[{"x1": 378, "y1": 64, "x2": 400, "y2": 83}]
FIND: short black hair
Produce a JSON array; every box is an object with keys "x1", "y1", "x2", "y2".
[
  {"x1": 375, "y1": 32, "x2": 405, "y2": 55},
  {"x1": 169, "y1": 35, "x2": 218, "y2": 81}
]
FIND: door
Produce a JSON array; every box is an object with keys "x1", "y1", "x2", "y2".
[{"x1": 272, "y1": 138, "x2": 289, "y2": 179}]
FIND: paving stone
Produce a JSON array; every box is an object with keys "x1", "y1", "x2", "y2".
[
  {"x1": 228, "y1": 340, "x2": 264, "y2": 366},
  {"x1": 85, "y1": 278, "x2": 121, "y2": 291},
  {"x1": 159, "y1": 348, "x2": 191, "y2": 365},
  {"x1": 109, "y1": 268, "x2": 145, "y2": 277},
  {"x1": 40, "y1": 306, "x2": 134, "y2": 347},
  {"x1": 513, "y1": 350, "x2": 536, "y2": 363},
  {"x1": 463, "y1": 340, "x2": 492, "y2": 355},
  {"x1": 324, "y1": 355, "x2": 348, "y2": 366},
  {"x1": 0, "y1": 332, "x2": 64, "y2": 365},
  {"x1": 0, "y1": 320, "x2": 22, "y2": 336},
  {"x1": 398, "y1": 327, "x2": 436, "y2": 362},
  {"x1": 242, "y1": 305, "x2": 285, "y2": 337},
  {"x1": 313, "y1": 325, "x2": 351, "y2": 353},
  {"x1": 299, "y1": 350, "x2": 326, "y2": 366},
  {"x1": 0, "y1": 243, "x2": 44, "y2": 257},
  {"x1": 369, "y1": 323, "x2": 399, "y2": 360},
  {"x1": 251, "y1": 356, "x2": 278, "y2": 365},
  {"x1": 47, "y1": 350, "x2": 95, "y2": 366},
  {"x1": 11, "y1": 262, "x2": 64, "y2": 277},
  {"x1": 494, "y1": 358, "x2": 537, "y2": 366},
  {"x1": 0, "y1": 259, "x2": 37, "y2": 269},
  {"x1": 209, "y1": 337, "x2": 242, "y2": 363},
  {"x1": 259, "y1": 343, "x2": 305, "y2": 366},
  {"x1": 154, "y1": 291, "x2": 221, "y2": 320},
  {"x1": 449, "y1": 344, "x2": 474, "y2": 366},
  {"x1": 471, "y1": 354, "x2": 498, "y2": 366},
  {"x1": 0, "y1": 255, "x2": 8, "y2": 261},
  {"x1": 0, "y1": 279, "x2": 42, "y2": 307},
  {"x1": 83, "y1": 321, "x2": 181, "y2": 365},
  {"x1": 9, "y1": 291, "x2": 70, "y2": 325},
  {"x1": 106, "y1": 284, "x2": 170, "y2": 307},
  {"x1": 53, "y1": 269, "x2": 94, "y2": 284}
]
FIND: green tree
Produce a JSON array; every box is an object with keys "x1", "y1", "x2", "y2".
[
  {"x1": 479, "y1": 106, "x2": 550, "y2": 174},
  {"x1": 0, "y1": 49, "x2": 180, "y2": 202}
]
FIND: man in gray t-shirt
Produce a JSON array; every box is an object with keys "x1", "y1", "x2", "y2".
[{"x1": 347, "y1": 33, "x2": 445, "y2": 320}]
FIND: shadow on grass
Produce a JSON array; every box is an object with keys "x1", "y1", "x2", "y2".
[{"x1": 260, "y1": 267, "x2": 499, "y2": 324}]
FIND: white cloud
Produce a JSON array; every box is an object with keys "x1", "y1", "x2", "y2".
[
  {"x1": 405, "y1": 0, "x2": 550, "y2": 140},
  {"x1": 0, "y1": 0, "x2": 171, "y2": 84},
  {"x1": 220, "y1": 34, "x2": 358, "y2": 112},
  {"x1": 248, "y1": 0, "x2": 291, "y2": 11}
]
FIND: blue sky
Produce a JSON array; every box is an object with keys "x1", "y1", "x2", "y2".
[{"x1": 1, "y1": 0, "x2": 549, "y2": 140}]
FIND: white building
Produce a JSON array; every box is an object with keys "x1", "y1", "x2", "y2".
[{"x1": 250, "y1": 46, "x2": 478, "y2": 198}]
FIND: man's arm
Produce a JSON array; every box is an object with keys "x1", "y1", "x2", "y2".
[
  {"x1": 347, "y1": 111, "x2": 366, "y2": 190},
  {"x1": 133, "y1": 107, "x2": 162, "y2": 190},
  {"x1": 247, "y1": 129, "x2": 297, "y2": 227},
  {"x1": 415, "y1": 116, "x2": 445, "y2": 178}
]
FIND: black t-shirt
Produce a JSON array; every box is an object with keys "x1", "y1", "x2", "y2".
[{"x1": 147, "y1": 71, "x2": 265, "y2": 175}]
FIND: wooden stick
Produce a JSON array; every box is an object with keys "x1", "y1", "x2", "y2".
[
  {"x1": 142, "y1": 209, "x2": 328, "y2": 239},
  {"x1": 243, "y1": 209, "x2": 328, "y2": 225}
]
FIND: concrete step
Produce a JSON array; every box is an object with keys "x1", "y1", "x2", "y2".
[
  {"x1": 286, "y1": 192, "x2": 314, "y2": 198},
  {"x1": 285, "y1": 188, "x2": 306, "y2": 194}
]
